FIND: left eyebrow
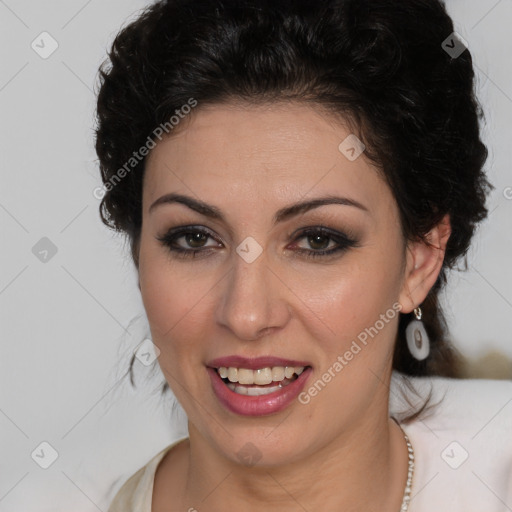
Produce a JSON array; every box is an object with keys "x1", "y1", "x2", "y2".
[{"x1": 273, "y1": 195, "x2": 370, "y2": 224}]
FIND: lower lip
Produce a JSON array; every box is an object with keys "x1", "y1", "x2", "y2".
[{"x1": 207, "y1": 366, "x2": 312, "y2": 416}]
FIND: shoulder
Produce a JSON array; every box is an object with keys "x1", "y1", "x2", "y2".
[
  {"x1": 391, "y1": 374, "x2": 512, "y2": 511},
  {"x1": 107, "y1": 463, "x2": 148, "y2": 512},
  {"x1": 391, "y1": 373, "x2": 512, "y2": 431},
  {"x1": 107, "y1": 437, "x2": 189, "y2": 512}
]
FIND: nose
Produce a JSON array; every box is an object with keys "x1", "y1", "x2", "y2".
[{"x1": 214, "y1": 248, "x2": 291, "y2": 341}]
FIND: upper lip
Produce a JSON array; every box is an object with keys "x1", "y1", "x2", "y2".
[{"x1": 207, "y1": 355, "x2": 312, "y2": 370}]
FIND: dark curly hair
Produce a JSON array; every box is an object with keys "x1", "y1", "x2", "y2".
[{"x1": 95, "y1": 0, "x2": 493, "y2": 412}]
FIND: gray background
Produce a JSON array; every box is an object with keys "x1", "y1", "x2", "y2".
[{"x1": 1, "y1": 1, "x2": 511, "y2": 510}]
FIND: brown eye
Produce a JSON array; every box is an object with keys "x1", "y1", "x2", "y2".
[
  {"x1": 305, "y1": 234, "x2": 331, "y2": 251},
  {"x1": 185, "y1": 231, "x2": 209, "y2": 248},
  {"x1": 156, "y1": 226, "x2": 222, "y2": 259},
  {"x1": 289, "y1": 227, "x2": 360, "y2": 260}
]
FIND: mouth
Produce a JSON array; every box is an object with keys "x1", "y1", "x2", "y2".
[{"x1": 206, "y1": 359, "x2": 313, "y2": 416}]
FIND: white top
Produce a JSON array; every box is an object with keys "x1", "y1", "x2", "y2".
[{"x1": 107, "y1": 374, "x2": 512, "y2": 511}]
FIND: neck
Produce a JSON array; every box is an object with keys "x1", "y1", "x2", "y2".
[{"x1": 180, "y1": 411, "x2": 409, "y2": 511}]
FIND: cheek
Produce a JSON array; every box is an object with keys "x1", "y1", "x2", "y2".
[
  {"x1": 139, "y1": 272, "x2": 211, "y2": 399},
  {"x1": 139, "y1": 225, "x2": 225, "y2": 375},
  {"x1": 306, "y1": 247, "x2": 403, "y2": 359},
  {"x1": 138, "y1": 243, "x2": 217, "y2": 366},
  {"x1": 140, "y1": 271, "x2": 207, "y2": 345}
]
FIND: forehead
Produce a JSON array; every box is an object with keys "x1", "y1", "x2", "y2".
[{"x1": 142, "y1": 102, "x2": 389, "y2": 218}]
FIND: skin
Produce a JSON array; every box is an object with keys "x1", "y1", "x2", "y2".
[{"x1": 137, "y1": 101, "x2": 451, "y2": 511}]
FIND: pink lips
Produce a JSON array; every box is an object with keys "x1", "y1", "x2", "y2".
[{"x1": 206, "y1": 356, "x2": 312, "y2": 416}]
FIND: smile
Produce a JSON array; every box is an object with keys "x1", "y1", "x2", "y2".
[{"x1": 206, "y1": 357, "x2": 313, "y2": 416}]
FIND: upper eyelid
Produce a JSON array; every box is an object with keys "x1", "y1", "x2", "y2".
[{"x1": 159, "y1": 226, "x2": 219, "y2": 244}]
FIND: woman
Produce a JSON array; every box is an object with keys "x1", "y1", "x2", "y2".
[{"x1": 95, "y1": 0, "x2": 512, "y2": 510}]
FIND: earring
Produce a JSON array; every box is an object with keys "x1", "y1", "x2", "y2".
[{"x1": 405, "y1": 306, "x2": 430, "y2": 361}]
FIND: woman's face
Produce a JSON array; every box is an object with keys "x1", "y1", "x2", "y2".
[{"x1": 138, "y1": 102, "x2": 416, "y2": 466}]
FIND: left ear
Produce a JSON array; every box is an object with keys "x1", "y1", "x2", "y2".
[{"x1": 398, "y1": 213, "x2": 451, "y2": 314}]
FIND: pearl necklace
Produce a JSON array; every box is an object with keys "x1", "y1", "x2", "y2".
[{"x1": 398, "y1": 426, "x2": 415, "y2": 512}]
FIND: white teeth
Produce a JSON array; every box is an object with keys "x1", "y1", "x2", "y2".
[
  {"x1": 254, "y1": 368, "x2": 273, "y2": 385},
  {"x1": 246, "y1": 384, "x2": 281, "y2": 396},
  {"x1": 217, "y1": 365, "x2": 305, "y2": 384},
  {"x1": 238, "y1": 368, "x2": 254, "y2": 385},
  {"x1": 271, "y1": 366, "x2": 285, "y2": 381},
  {"x1": 284, "y1": 367, "x2": 295, "y2": 379},
  {"x1": 232, "y1": 384, "x2": 248, "y2": 395},
  {"x1": 227, "y1": 382, "x2": 284, "y2": 396}
]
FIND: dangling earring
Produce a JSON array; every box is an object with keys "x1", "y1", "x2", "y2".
[{"x1": 405, "y1": 306, "x2": 430, "y2": 361}]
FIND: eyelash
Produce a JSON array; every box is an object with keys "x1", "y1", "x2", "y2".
[{"x1": 156, "y1": 225, "x2": 360, "y2": 260}]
